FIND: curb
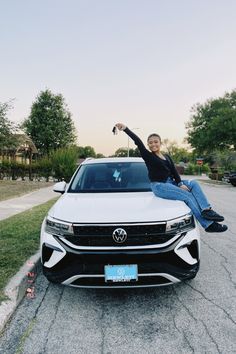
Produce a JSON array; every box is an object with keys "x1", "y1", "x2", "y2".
[{"x1": 0, "y1": 251, "x2": 41, "y2": 334}]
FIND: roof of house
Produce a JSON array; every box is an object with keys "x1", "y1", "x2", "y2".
[{"x1": 1, "y1": 134, "x2": 38, "y2": 154}]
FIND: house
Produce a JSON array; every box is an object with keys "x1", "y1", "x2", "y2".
[{"x1": 0, "y1": 134, "x2": 38, "y2": 164}]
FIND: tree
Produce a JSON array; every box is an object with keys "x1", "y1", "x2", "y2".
[
  {"x1": 96, "y1": 153, "x2": 105, "y2": 158},
  {"x1": 113, "y1": 147, "x2": 140, "y2": 157},
  {"x1": 208, "y1": 149, "x2": 236, "y2": 172},
  {"x1": 0, "y1": 101, "x2": 18, "y2": 150},
  {"x1": 77, "y1": 146, "x2": 96, "y2": 158},
  {"x1": 186, "y1": 90, "x2": 236, "y2": 153},
  {"x1": 162, "y1": 139, "x2": 192, "y2": 163},
  {"x1": 113, "y1": 148, "x2": 128, "y2": 157},
  {"x1": 22, "y1": 89, "x2": 77, "y2": 155}
]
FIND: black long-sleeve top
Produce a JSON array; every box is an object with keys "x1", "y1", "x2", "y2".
[{"x1": 124, "y1": 127, "x2": 182, "y2": 185}]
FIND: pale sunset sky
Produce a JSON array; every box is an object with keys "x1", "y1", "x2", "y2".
[{"x1": 1, "y1": 0, "x2": 236, "y2": 156}]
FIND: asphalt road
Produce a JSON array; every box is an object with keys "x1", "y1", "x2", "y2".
[{"x1": 0, "y1": 183, "x2": 235, "y2": 354}]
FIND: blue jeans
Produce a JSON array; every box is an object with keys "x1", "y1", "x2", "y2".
[{"x1": 151, "y1": 178, "x2": 213, "y2": 229}]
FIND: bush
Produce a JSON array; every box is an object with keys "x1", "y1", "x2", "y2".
[
  {"x1": 0, "y1": 147, "x2": 78, "y2": 182},
  {"x1": 184, "y1": 163, "x2": 210, "y2": 175},
  {"x1": 209, "y1": 173, "x2": 224, "y2": 181},
  {"x1": 37, "y1": 158, "x2": 53, "y2": 181},
  {"x1": 0, "y1": 160, "x2": 11, "y2": 179},
  {"x1": 209, "y1": 150, "x2": 236, "y2": 172},
  {"x1": 0, "y1": 161, "x2": 30, "y2": 180},
  {"x1": 184, "y1": 163, "x2": 195, "y2": 175},
  {"x1": 201, "y1": 164, "x2": 210, "y2": 173},
  {"x1": 50, "y1": 147, "x2": 78, "y2": 182}
]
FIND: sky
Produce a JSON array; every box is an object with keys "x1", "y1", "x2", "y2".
[{"x1": 1, "y1": 0, "x2": 236, "y2": 156}]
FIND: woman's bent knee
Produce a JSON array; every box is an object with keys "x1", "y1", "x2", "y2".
[{"x1": 187, "y1": 179, "x2": 199, "y2": 190}]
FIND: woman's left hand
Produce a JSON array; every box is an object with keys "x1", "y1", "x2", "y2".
[
  {"x1": 179, "y1": 184, "x2": 190, "y2": 192},
  {"x1": 115, "y1": 123, "x2": 127, "y2": 131}
]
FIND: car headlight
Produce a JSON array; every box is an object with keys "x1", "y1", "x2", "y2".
[
  {"x1": 166, "y1": 214, "x2": 194, "y2": 233},
  {"x1": 45, "y1": 216, "x2": 74, "y2": 236}
]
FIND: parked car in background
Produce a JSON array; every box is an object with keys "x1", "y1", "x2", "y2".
[
  {"x1": 222, "y1": 172, "x2": 230, "y2": 183},
  {"x1": 229, "y1": 172, "x2": 236, "y2": 186},
  {"x1": 40, "y1": 157, "x2": 200, "y2": 288}
]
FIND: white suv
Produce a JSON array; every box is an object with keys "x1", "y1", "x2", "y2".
[{"x1": 40, "y1": 157, "x2": 200, "y2": 288}]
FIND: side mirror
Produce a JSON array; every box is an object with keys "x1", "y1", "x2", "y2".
[{"x1": 53, "y1": 181, "x2": 67, "y2": 194}]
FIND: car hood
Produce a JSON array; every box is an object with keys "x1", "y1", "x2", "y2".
[{"x1": 48, "y1": 192, "x2": 190, "y2": 223}]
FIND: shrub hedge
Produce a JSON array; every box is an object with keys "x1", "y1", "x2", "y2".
[{"x1": 0, "y1": 147, "x2": 78, "y2": 182}]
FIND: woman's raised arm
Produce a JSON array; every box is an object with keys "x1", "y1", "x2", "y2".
[{"x1": 115, "y1": 123, "x2": 148, "y2": 156}]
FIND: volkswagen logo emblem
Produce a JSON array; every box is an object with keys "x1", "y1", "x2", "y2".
[{"x1": 112, "y1": 228, "x2": 127, "y2": 243}]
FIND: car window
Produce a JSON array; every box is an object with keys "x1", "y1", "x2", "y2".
[{"x1": 68, "y1": 162, "x2": 151, "y2": 193}]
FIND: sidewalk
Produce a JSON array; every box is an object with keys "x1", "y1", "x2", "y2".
[
  {"x1": 0, "y1": 185, "x2": 57, "y2": 333},
  {"x1": 0, "y1": 186, "x2": 56, "y2": 221}
]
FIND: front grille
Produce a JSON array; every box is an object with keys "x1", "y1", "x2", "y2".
[
  {"x1": 73, "y1": 224, "x2": 166, "y2": 236},
  {"x1": 66, "y1": 223, "x2": 172, "y2": 247}
]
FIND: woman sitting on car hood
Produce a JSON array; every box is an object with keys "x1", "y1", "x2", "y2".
[{"x1": 115, "y1": 123, "x2": 227, "y2": 233}]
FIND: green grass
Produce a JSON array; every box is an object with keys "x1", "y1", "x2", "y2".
[
  {"x1": 0, "y1": 198, "x2": 57, "y2": 303},
  {"x1": 0, "y1": 180, "x2": 54, "y2": 202}
]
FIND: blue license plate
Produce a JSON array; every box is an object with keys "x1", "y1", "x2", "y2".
[{"x1": 105, "y1": 264, "x2": 138, "y2": 282}]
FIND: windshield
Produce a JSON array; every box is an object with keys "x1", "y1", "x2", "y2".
[{"x1": 68, "y1": 162, "x2": 151, "y2": 193}]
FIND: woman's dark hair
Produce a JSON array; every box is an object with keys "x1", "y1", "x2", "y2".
[{"x1": 147, "y1": 133, "x2": 161, "y2": 142}]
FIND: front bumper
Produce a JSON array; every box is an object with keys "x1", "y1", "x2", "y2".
[{"x1": 40, "y1": 224, "x2": 200, "y2": 288}]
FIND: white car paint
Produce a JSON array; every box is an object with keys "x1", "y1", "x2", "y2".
[{"x1": 48, "y1": 192, "x2": 191, "y2": 224}]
